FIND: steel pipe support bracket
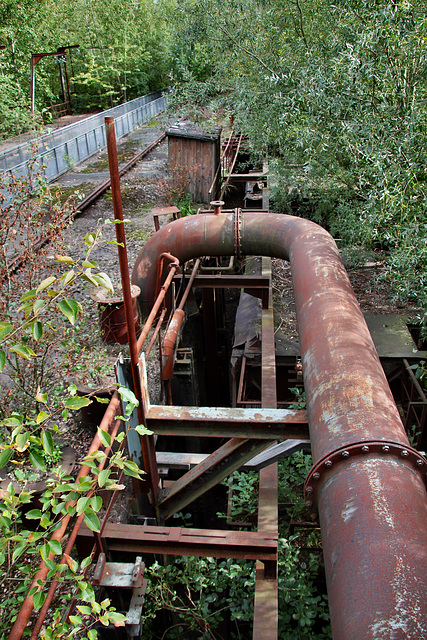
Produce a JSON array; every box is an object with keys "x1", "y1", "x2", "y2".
[
  {"x1": 304, "y1": 439, "x2": 427, "y2": 516},
  {"x1": 233, "y1": 208, "x2": 242, "y2": 259}
]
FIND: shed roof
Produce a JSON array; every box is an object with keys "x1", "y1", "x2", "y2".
[{"x1": 166, "y1": 122, "x2": 222, "y2": 142}]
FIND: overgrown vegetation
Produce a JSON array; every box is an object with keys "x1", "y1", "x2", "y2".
[
  {"x1": 170, "y1": 0, "x2": 427, "y2": 329},
  {"x1": 0, "y1": 165, "x2": 151, "y2": 638},
  {"x1": 0, "y1": 0, "x2": 174, "y2": 137}
]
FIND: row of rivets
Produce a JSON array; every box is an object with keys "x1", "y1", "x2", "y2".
[{"x1": 305, "y1": 442, "x2": 427, "y2": 513}]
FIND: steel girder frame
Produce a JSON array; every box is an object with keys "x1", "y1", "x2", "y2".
[{"x1": 133, "y1": 210, "x2": 427, "y2": 640}]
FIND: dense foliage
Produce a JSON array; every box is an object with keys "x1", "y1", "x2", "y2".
[
  {"x1": 0, "y1": 0, "x2": 174, "y2": 137},
  {"x1": 170, "y1": 0, "x2": 427, "y2": 323}
]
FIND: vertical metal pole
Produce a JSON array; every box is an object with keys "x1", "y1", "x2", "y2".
[
  {"x1": 63, "y1": 59, "x2": 73, "y2": 113},
  {"x1": 105, "y1": 116, "x2": 159, "y2": 503},
  {"x1": 30, "y1": 55, "x2": 36, "y2": 114}
]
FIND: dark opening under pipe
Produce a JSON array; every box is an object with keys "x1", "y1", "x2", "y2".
[{"x1": 133, "y1": 211, "x2": 427, "y2": 639}]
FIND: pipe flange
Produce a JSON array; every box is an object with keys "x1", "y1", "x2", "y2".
[
  {"x1": 233, "y1": 208, "x2": 242, "y2": 259},
  {"x1": 304, "y1": 440, "x2": 427, "y2": 516}
]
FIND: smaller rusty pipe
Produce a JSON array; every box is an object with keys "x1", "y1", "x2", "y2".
[
  {"x1": 210, "y1": 200, "x2": 224, "y2": 215},
  {"x1": 145, "y1": 307, "x2": 167, "y2": 358},
  {"x1": 136, "y1": 259, "x2": 180, "y2": 353},
  {"x1": 162, "y1": 308, "x2": 185, "y2": 381},
  {"x1": 29, "y1": 414, "x2": 123, "y2": 640},
  {"x1": 155, "y1": 252, "x2": 180, "y2": 299},
  {"x1": 9, "y1": 392, "x2": 121, "y2": 640},
  {"x1": 178, "y1": 258, "x2": 200, "y2": 310},
  {"x1": 162, "y1": 258, "x2": 200, "y2": 381}
]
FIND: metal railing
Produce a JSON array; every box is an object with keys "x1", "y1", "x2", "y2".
[{"x1": 1, "y1": 91, "x2": 167, "y2": 204}]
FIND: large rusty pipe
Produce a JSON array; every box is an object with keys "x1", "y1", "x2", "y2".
[{"x1": 133, "y1": 211, "x2": 427, "y2": 639}]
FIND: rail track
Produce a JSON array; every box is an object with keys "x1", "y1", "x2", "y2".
[{"x1": 3, "y1": 126, "x2": 167, "y2": 279}]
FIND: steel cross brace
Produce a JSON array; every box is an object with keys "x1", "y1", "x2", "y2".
[
  {"x1": 158, "y1": 436, "x2": 271, "y2": 521},
  {"x1": 173, "y1": 273, "x2": 271, "y2": 308}
]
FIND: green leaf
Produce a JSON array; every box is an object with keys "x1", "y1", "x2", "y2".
[
  {"x1": 65, "y1": 396, "x2": 91, "y2": 410},
  {"x1": 36, "y1": 276, "x2": 56, "y2": 294},
  {"x1": 9, "y1": 344, "x2": 36, "y2": 359},
  {"x1": 97, "y1": 428, "x2": 111, "y2": 448},
  {"x1": 36, "y1": 410, "x2": 49, "y2": 424},
  {"x1": 0, "y1": 349, "x2": 5, "y2": 371},
  {"x1": 135, "y1": 424, "x2": 154, "y2": 436},
  {"x1": 82, "y1": 260, "x2": 99, "y2": 268},
  {"x1": 15, "y1": 431, "x2": 29, "y2": 451},
  {"x1": 93, "y1": 272, "x2": 114, "y2": 293},
  {"x1": 32, "y1": 299, "x2": 44, "y2": 315},
  {"x1": 32, "y1": 590, "x2": 46, "y2": 610},
  {"x1": 55, "y1": 254, "x2": 75, "y2": 264},
  {"x1": 57, "y1": 299, "x2": 82, "y2": 325},
  {"x1": 12, "y1": 543, "x2": 27, "y2": 564},
  {"x1": 90, "y1": 495, "x2": 102, "y2": 512},
  {"x1": 103, "y1": 240, "x2": 124, "y2": 247},
  {"x1": 41, "y1": 431, "x2": 54, "y2": 456},
  {"x1": 80, "y1": 556, "x2": 92, "y2": 570},
  {"x1": 26, "y1": 509, "x2": 42, "y2": 520},
  {"x1": 109, "y1": 612, "x2": 126, "y2": 627},
  {"x1": 76, "y1": 496, "x2": 90, "y2": 515},
  {"x1": 80, "y1": 270, "x2": 99, "y2": 287},
  {"x1": 20, "y1": 289, "x2": 37, "y2": 302},
  {"x1": 0, "y1": 449, "x2": 13, "y2": 469},
  {"x1": 88, "y1": 629, "x2": 98, "y2": 640},
  {"x1": 118, "y1": 387, "x2": 139, "y2": 407},
  {"x1": 97, "y1": 469, "x2": 110, "y2": 488},
  {"x1": 48, "y1": 539, "x2": 63, "y2": 556},
  {"x1": 3, "y1": 413, "x2": 24, "y2": 427},
  {"x1": 31, "y1": 321, "x2": 43, "y2": 341},
  {"x1": 83, "y1": 511, "x2": 100, "y2": 532},
  {"x1": 0, "y1": 323, "x2": 13, "y2": 342},
  {"x1": 29, "y1": 450, "x2": 46, "y2": 470},
  {"x1": 84, "y1": 232, "x2": 96, "y2": 247},
  {"x1": 77, "y1": 605, "x2": 92, "y2": 615},
  {"x1": 36, "y1": 389, "x2": 48, "y2": 404},
  {"x1": 123, "y1": 460, "x2": 142, "y2": 478},
  {"x1": 93, "y1": 395, "x2": 110, "y2": 404},
  {"x1": 61, "y1": 269, "x2": 75, "y2": 287}
]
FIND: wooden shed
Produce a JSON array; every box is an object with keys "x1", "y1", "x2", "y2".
[{"x1": 167, "y1": 123, "x2": 222, "y2": 204}]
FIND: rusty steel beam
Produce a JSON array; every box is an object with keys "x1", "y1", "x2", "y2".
[
  {"x1": 173, "y1": 273, "x2": 269, "y2": 307},
  {"x1": 254, "y1": 257, "x2": 278, "y2": 639},
  {"x1": 146, "y1": 404, "x2": 309, "y2": 439},
  {"x1": 133, "y1": 210, "x2": 427, "y2": 639},
  {"x1": 158, "y1": 437, "x2": 270, "y2": 521},
  {"x1": 77, "y1": 522, "x2": 277, "y2": 567}
]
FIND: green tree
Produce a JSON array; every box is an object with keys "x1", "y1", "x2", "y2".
[{"x1": 171, "y1": 0, "x2": 427, "y2": 321}]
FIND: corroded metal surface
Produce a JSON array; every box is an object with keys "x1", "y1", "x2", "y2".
[
  {"x1": 146, "y1": 404, "x2": 309, "y2": 439},
  {"x1": 133, "y1": 210, "x2": 427, "y2": 639},
  {"x1": 77, "y1": 522, "x2": 278, "y2": 565}
]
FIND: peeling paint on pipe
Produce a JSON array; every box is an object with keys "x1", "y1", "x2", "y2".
[{"x1": 133, "y1": 211, "x2": 427, "y2": 639}]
